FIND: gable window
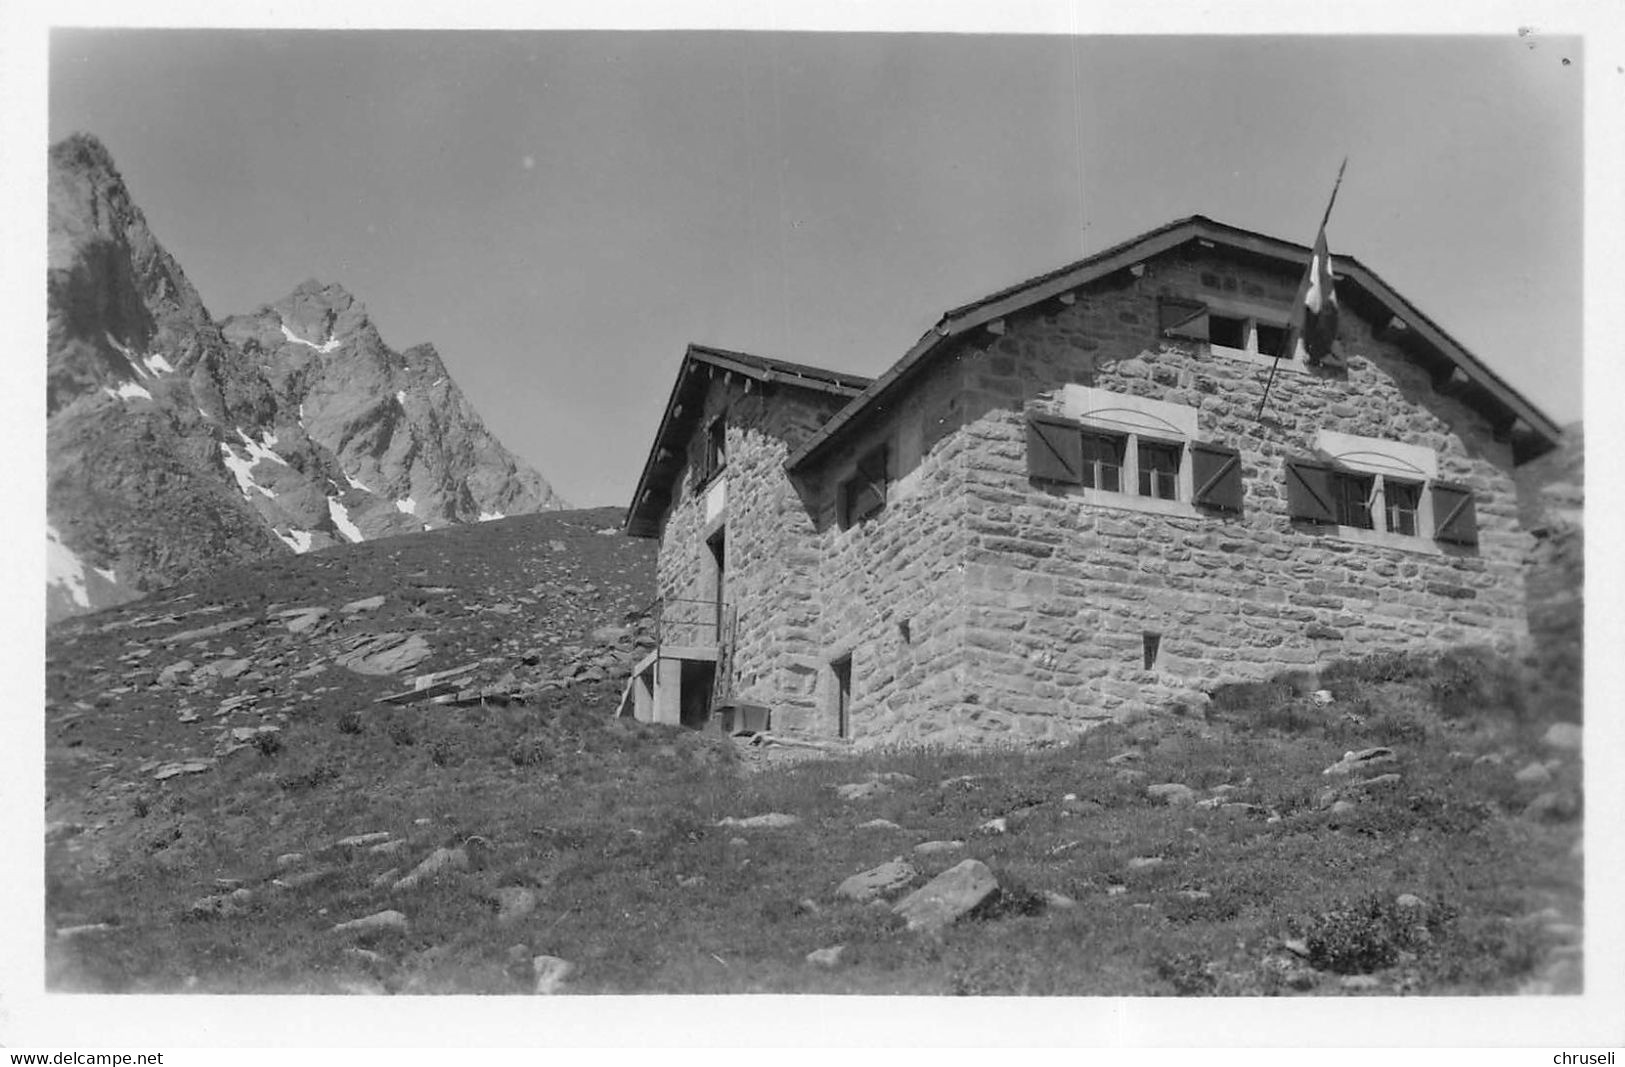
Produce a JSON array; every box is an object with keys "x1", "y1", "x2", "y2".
[
  {"x1": 840, "y1": 444, "x2": 889, "y2": 529},
  {"x1": 1160, "y1": 296, "x2": 1296, "y2": 368},
  {"x1": 1286, "y1": 433, "x2": 1479, "y2": 550},
  {"x1": 1138, "y1": 440, "x2": 1182, "y2": 500},
  {"x1": 705, "y1": 415, "x2": 726, "y2": 479},
  {"x1": 1081, "y1": 432, "x2": 1125, "y2": 492}
]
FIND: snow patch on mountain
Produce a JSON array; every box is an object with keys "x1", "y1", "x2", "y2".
[
  {"x1": 280, "y1": 321, "x2": 343, "y2": 354},
  {"x1": 478, "y1": 510, "x2": 506, "y2": 523},
  {"x1": 47, "y1": 524, "x2": 91, "y2": 608},
  {"x1": 328, "y1": 497, "x2": 365, "y2": 543},
  {"x1": 103, "y1": 382, "x2": 153, "y2": 402},
  {"x1": 274, "y1": 528, "x2": 314, "y2": 553},
  {"x1": 396, "y1": 497, "x2": 417, "y2": 515}
]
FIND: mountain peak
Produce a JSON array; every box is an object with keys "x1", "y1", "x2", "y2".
[{"x1": 49, "y1": 132, "x2": 122, "y2": 178}]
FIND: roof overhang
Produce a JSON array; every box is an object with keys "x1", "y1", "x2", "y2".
[
  {"x1": 624, "y1": 344, "x2": 871, "y2": 538},
  {"x1": 785, "y1": 215, "x2": 1562, "y2": 473}
]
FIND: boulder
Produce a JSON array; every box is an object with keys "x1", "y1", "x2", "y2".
[
  {"x1": 1146, "y1": 783, "x2": 1196, "y2": 806},
  {"x1": 1514, "y1": 761, "x2": 1553, "y2": 786},
  {"x1": 892, "y1": 859, "x2": 1000, "y2": 933},
  {"x1": 805, "y1": 945, "x2": 845, "y2": 968},
  {"x1": 836, "y1": 858, "x2": 917, "y2": 903},
  {"x1": 1542, "y1": 722, "x2": 1583, "y2": 751},
  {"x1": 392, "y1": 846, "x2": 469, "y2": 891},
  {"x1": 858, "y1": 819, "x2": 903, "y2": 831},
  {"x1": 912, "y1": 840, "x2": 964, "y2": 856},
  {"x1": 532, "y1": 955, "x2": 574, "y2": 994}
]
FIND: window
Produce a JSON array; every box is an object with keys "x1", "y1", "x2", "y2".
[
  {"x1": 1285, "y1": 455, "x2": 1480, "y2": 547},
  {"x1": 831, "y1": 655, "x2": 853, "y2": 739},
  {"x1": 705, "y1": 415, "x2": 726, "y2": 479},
  {"x1": 1024, "y1": 387, "x2": 1242, "y2": 517},
  {"x1": 1385, "y1": 480, "x2": 1421, "y2": 537},
  {"x1": 1138, "y1": 440, "x2": 1181, "y2": 500},
  {"x1": 1159, "y1": 297, "x2": 1294, "y2": 365},
  {"x1": 1081, "y1": 432, "x2": 1125, "y2": 492},
  {"x1": 840, "y1": 444, "x2": 889, "y2": 529},
  {"x1": 1332, "y1": 472, "x2": 1374, "y2": 529}
]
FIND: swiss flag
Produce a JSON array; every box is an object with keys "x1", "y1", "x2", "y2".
[{"x1": 1290, "y1": 226, "x2": 1340, "y2": 364}]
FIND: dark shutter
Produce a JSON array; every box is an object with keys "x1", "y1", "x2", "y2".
[
  {"x1": 1431, "y1": 482, "x2": 1479, "y2": 546},
  {"x1": 1191, "y1": 441, "x2": 1243, "y2": 512},
  {"x1": 1284, "y1": 458, "x2": 1336, "y2": 523},
  {"x1": 842, "y1": 444, "x2": 889, "y2": 528},
  {"x1": 1026, "y1": 415, "x2": 1083, "y2": 484},
  {"x1": 1158, "y1": 297, "x2": 1209, "y2": 341}
]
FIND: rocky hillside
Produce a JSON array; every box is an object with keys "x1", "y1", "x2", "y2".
[
  {"x1": 46, "y1": 133, "x2": 565, "y2": 622},
  {"x1": 1515, "y1": 422, "x2": 1583, "y2": 716}
]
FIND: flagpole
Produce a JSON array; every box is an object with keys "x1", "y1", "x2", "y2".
[{"x1": 1255, "y1": 157, "x2": 1349, "y2": 421}]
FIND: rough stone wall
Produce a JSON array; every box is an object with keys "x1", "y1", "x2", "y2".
[
  {"x1": 942, "y1": 245, "x2": 1532, "y2": 730},
  {"x1": 797, "y1": 353, "x2": 986, "y2": 743},
  {"x1": 653, "y1": 377, "x2": 850, "y2": 730}
]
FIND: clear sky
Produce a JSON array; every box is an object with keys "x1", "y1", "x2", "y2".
[{"x1": 44, "y1": 26, "x2": 1586, "y2": 509}]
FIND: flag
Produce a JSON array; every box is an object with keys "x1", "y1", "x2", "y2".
[{"x1": 1289, "y1": 226, "x2": 1340, "y2": 364}]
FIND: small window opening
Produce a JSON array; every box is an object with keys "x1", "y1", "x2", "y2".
[
  {"x1": 705, "y1": 415, "x2": 726, "y2": 479},
  {"x1": 1143, "y1": 632, "x2": 1162, "y2": 670},
  {"x1": 1137, "y1": 441, "x2": 1182, "y2": 500},
  {"x1": 898, "y1": 618, "x2": 912, "y2": 645},
  {"x1": 1255, "y1": 322, "x2": 1288, "y2": 358},
  {"x1": 1209, "y1": 314, "x2": 1248, "y2": 349},
  {"x1": 832, "y1": 655, "x2": 853, "y2": 739}
]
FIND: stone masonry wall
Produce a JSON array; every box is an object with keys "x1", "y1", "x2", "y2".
[
  {"x1": 806, "y1": 350, "x2": 978, "y2": 744},
  {"x1": 943, "y1": 245, "x2": 1532, "y2": 732},
  {"x1": 654, "y1": 377, "x2": 850, "y2": 732}
]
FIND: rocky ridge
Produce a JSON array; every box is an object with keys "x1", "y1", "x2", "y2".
[{"x1": 46, "y1": 133, "x2": 565, "y2": 621}]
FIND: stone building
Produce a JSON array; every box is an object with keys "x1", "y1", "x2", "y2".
[{"x1": 621, "y1": 215, "x2": 1562, "y2": 746}]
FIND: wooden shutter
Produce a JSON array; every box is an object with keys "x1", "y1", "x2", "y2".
[
  {"x1": 1026, "y1": 415, "x2": 1084, "y2": 484},
  {"x1": 843, "y1": 444, "x2": 889, "y2": 527},
  {"x1": 1191, "y1": 441, "x2": 1243, "y2": 512},
  {"x1": 1158, "y1": 297, "x2": 1209, "y2": 341},
  {"x1": 1431, "y1": 482, "x2": 1479, "y2": 546},
  {"x1": 688, "y1": 425, "x2": 709, "y2": 494},
  {"x1": 1284, "y1": 458, "x2": 1336, "y2": 523}
]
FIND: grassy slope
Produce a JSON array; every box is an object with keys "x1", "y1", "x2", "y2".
[{"x1": 45, "y1": 514, "x2": 1583, "y2": 996}]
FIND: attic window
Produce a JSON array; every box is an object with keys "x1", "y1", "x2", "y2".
[
  {"x1": 1209, "y1": 314, "x2": 1248, "y2": 349},
  {"x1": 1161, "y1": 296, "x2": 1295, "y2": 366},
  {"x1": 706, "y1": 415, "x2": 726, "y2": 478}
]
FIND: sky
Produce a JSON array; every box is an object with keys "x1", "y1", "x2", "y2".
[{"x1": 41, "y1": 23, "x2": 1588, "y2": 508}]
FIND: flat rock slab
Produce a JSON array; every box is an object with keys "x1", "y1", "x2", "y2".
[
  {"x1": 333, "y1": 910, "x2": 408, "y2": 935},
  {"x1": 393, "y1": 846, "x2": 469, "y2": 891},
  {"x1": 806, "y1": 945, "x2": 846, "y2": 968},
  {"x1": 913, "y1": 840, "x2": 964, "y2": 855},
  {"x1": 153, "y1": 759, "x2": 214, "y2": 781},
  {"x1": 837, "y1": 858, "x2": 917, "y2": 902},
  {"x1": 340, "y1": 633, "x2": 432, "y2": 676},
  {"x1": 858, "y1": 819, "x2": 903, "y2": 830},
  {"x1": 336, "y1": 832, "x2": 392, "y2": 848},
  {"x1": 1146, "y1": 783, "x2": 1195, "y2": 806},
  {"x1": 892, "y1": 858, "x2": 1000, "y2": 933},
  {"x1": 715, "y1": 813, "x2": 800, "y2": 829},
  {"x1": 1322, "y1": 747, "x2": 1398, "y2": 777},
  {"x1": 340, "y1": 595, "x2": 387, "y2": 614}
]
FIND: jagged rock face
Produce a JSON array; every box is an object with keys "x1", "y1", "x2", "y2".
[{"x1": 46, "y1": 134, "x2": 566, "y2": 622}]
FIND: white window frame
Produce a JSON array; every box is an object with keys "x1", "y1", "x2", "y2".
[
  {"x1": 1054, "y1": 385, "x2": 1202, "y2": 519},
  {"x1": 1312, "y1": 430, "x2": 1443, "y2": 554}
]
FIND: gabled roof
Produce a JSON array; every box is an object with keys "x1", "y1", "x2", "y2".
[
  {"x1": 786, "y1": 215, "x2": 1562, "y2": 472},
  {"x1": 624, "y1": 344, "x2": 872, "y2": 537}
]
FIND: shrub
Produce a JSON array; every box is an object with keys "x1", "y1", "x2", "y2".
[
  {"x1": 252, "y1": 731, "x2": 283, "y2": 757},
  {"x1": 1302, "y1": 893, "x2": 1449, "y2": 975},
  {"x1": 387, "y1": 719, "x2": 415, "y2": 747},
  {"x1": 508, "y1": 736, "x2": 548, "y2": 767},
  {"x1": 277, "y1": 760, "x2": 340, "y2": 793},
  {"x1": 337, "y1": 710, "x2": 364, "y2": 735}
]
